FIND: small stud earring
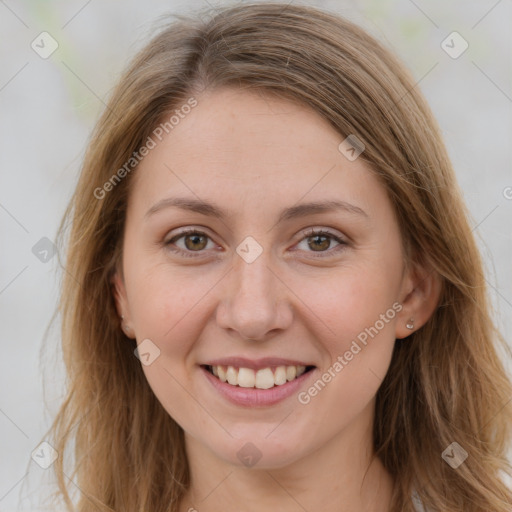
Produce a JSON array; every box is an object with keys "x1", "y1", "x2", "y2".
[
  {"x1": 120, "y1": 315, "x2": 131, "y2": 334},
  {"x1": 406, "y1": 319, "x2": 414, "y2": 330}
]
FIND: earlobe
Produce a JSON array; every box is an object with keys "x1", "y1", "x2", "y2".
[{"x1": 395, "y1": 263, "x2": 442, "y2": 340}]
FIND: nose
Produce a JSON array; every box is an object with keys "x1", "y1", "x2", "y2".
[{"x1": 215, "y1": 248, "x2": 293, "y2": 342}]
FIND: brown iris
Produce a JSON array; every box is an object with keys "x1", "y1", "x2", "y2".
[
  {"x1": 308, "y1": 234, "x2": 331, "y2": 251},
  {"x1": 184, "y1": 233, "x2": 208, "y2": 251}
]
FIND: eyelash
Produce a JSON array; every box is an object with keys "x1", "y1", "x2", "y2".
[{"x1": 164, "y1": 228, "x2": 347, "y2": 258}]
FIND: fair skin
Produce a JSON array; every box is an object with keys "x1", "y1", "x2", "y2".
[{"x1": 113, "y1": 87, "x2": 440, "y2": 512}]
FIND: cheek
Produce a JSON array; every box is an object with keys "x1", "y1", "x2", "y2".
[
  {"x1": 293, "y1": 261, "x2": 400, "y2": 411},
  {"x1": 300, "y1": 260, "x2": 401, "y2": 348},
  {"x1": 126, "y1": 258, "x2": 211, "y2": 343},
  {"x1": 128, "y1": 265, "x2": 221, "y2": 432}
]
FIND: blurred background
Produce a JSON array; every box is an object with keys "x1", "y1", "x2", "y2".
[{"x1": 1, "y1": 0, "x2": 511, "y2": 510}]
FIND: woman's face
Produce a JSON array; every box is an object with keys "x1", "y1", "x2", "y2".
[{"x1": 114, "y1": 87, "x2": 419, "y2": 469}]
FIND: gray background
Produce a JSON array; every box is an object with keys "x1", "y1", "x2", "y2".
[{"x1": 1, "y1": 0, "x2": 511, "y2": 510}]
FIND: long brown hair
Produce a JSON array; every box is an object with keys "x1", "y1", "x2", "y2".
[{"x1": 45, "y1": 3, "x2": 512, "y2": 511}]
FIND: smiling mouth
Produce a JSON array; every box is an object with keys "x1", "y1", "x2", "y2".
[{"x1": 203, "y1": 364, "x2": 316, "y2": 389}]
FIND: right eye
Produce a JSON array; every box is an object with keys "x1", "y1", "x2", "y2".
[{"x1": 165, "y1": 229, "x2": 217, "y2": 257}]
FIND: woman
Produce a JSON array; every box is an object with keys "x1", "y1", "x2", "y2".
[{"x1": 47, "y1": 3, "x2": 512, "y2": 511}]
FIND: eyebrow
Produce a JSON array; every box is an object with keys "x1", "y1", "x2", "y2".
[{"x1": 145, "y1": 197, "x2": 368, "y2": 223}]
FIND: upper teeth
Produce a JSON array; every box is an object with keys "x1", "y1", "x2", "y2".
[{"x1": 211, "y1": 365, "x2": 307, "y2": 389}]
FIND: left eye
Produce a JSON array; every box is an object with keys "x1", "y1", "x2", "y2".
[
  {"x1": 165, "y1": 228, "x2": 346, "y2": 258},
  {"x1": 295, "y1": 229, "x2": 346, "y2": 255}
]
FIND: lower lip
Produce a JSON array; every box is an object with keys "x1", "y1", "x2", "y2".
[{"x1": 201, "y1": 366, "x2": 315, "y2": 407}]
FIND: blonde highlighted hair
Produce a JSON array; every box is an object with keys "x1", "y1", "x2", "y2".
[{"x1": 46, "y1": 2, "x2": 512, "y2": 511}]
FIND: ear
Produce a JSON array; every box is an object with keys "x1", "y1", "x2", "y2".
[
  {"x1": 111, "y1": 270, "x2": 135, "y2": 338},
  {"x1": 395, "y1": 260, "x2": 442, "y2": 339}
]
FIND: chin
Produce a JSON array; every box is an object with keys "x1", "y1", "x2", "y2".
[{"x1": 202, "y1": 432, "x2": 311, "y2": 470}]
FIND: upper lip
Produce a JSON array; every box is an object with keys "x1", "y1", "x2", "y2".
[{"x1": 202, "y1": 357, "x2": 314, "y2": 371}]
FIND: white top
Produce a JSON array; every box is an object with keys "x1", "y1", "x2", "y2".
[{"x1": 412, "y1": 490, "x2": 426, "y2": 511}]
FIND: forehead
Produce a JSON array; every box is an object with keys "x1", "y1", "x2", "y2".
[{"x1": 127, "y1": 87, "x2": 391, "y2": 224}]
